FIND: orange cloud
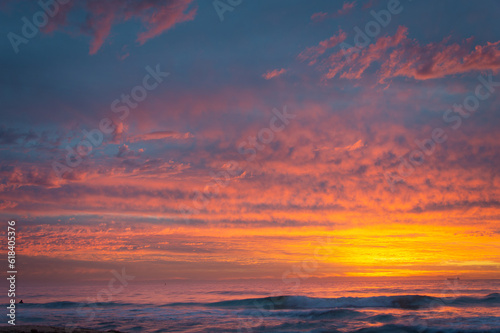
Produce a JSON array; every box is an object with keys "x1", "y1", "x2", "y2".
[{"x1": 129, "y1": 131, "x2": 193, "y2": 142}]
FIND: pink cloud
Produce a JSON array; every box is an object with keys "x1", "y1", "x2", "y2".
[
  {"x1": 338, "y1": 1, "x2": 356, "y2": 16},
  {"x1": 41, "y1": 1, "x2": 76, "y2": 34},
  {"x1": 262, "y1": 68, "x2": 288, "y2": 80},
  {"x1": 311, "y1": 12, "x2": 328, "y2": 22},
  {"x1": 135, "y1": 0, "x2": 197, "y2": 45},
  {"x1": 311, "y1": 2, "x2": 356, "y2": 22},
  {"x1": 85, "y1": 1, "x2": 117, "y2": 55},
  {"x1": 31, "y1": 0, "x2": 197, "y2": 55},
  {"x1": 379, "y1": 38, "x2": 500, "y2": 81},
  {"x1": 0, "y1": 200, "x2": 17, "y2": 210},
  {"x1": 301, "y1": 26, "x2": 500, "y2": 82},
  {"x1": 0, "y1": 165, "x2": 62, "y2": 190},
  {"x1": 298, "y1": 30, "x2": 347, "y2": 65}
]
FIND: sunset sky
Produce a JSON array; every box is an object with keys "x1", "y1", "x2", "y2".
[{"x1": 0, "y1": 0, "x2": 499, "y2": 282}]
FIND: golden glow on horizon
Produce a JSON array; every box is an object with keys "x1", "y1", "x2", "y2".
[{"x1": 18, "y1": 220, "x2": 500, "y2": 279}]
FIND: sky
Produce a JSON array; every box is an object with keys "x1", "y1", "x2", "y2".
[{"x1": 0, "y1": 0, "x2": 499, "y2": 282}]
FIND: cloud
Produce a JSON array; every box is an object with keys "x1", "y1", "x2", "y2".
[
  {"x1": 0, "y1": 127, "x2": 38, "y2": 145},
  {"x1": 128, "y1": 131, "x2": 193, "y2": 142},
  {"x1": 12, "y1": 0, "x2": 199, "y2": 55},
  {"x1": 86, "y1": 0, "x2": 197, "y2": 54},
  {"x1": 116, "y1": 144, "x2": 144, "y2": 158},
  {"x1": 311, "y1": 2, "x2": 356, "y2": 22},
  {"x1": 310, "y1": 12, "x2": 328, "y2": 22},
  {"x1": 0, "y1": 165, "x2": 61, "y2": 190},
  {"x1": 2, "y1": 0, "x2": 500, "y2": 282},
  {"x1": 0, "y1": 200, "x2": 17, "y2": 210},
  {"x1": 298, "y1": 30, "x2": 347, "y2": 65},
  {"x1": 379, "y1": 39, "x2": 500, "y2": 81},
  {"x1": 134, "y1": 0, "x2": 197, "y2": 45},
  {"x1": 336, "y1": 139, "x2": 365, "y2": 152},
  {"x1": 262, "y1": 68, "x2": 287, "y2": 80},
  {"x1": 323, "y1": 25, "x2": 409, "y2": 80},
  {"x1": 300, "y1": 26, "x2": 500, "y2": 82},
  {"x1": 338, "y1": 1, "x2": 356, "y2": 15}
]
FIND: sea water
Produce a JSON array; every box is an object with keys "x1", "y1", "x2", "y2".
[{"x1": 13, "y1": 278, "x2": 500, "y2": 332}]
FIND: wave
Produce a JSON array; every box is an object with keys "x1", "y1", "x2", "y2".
[
  {"x1": 250, "y1": 321, "x2": 500, "y2": 333},
  {"x1": 200, "y1": 293, "x2": 500, "y2": 310},
  {"x1": 19, "y1": 293, "x2": 500, "y2": 311},
  {"x1": 352, "y1": 324, "x2": 500, "y2": 333}
]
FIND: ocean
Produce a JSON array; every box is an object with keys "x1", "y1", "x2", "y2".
[{"x1": 14, "y1": 278, "x2": 500, "y2": 332}]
